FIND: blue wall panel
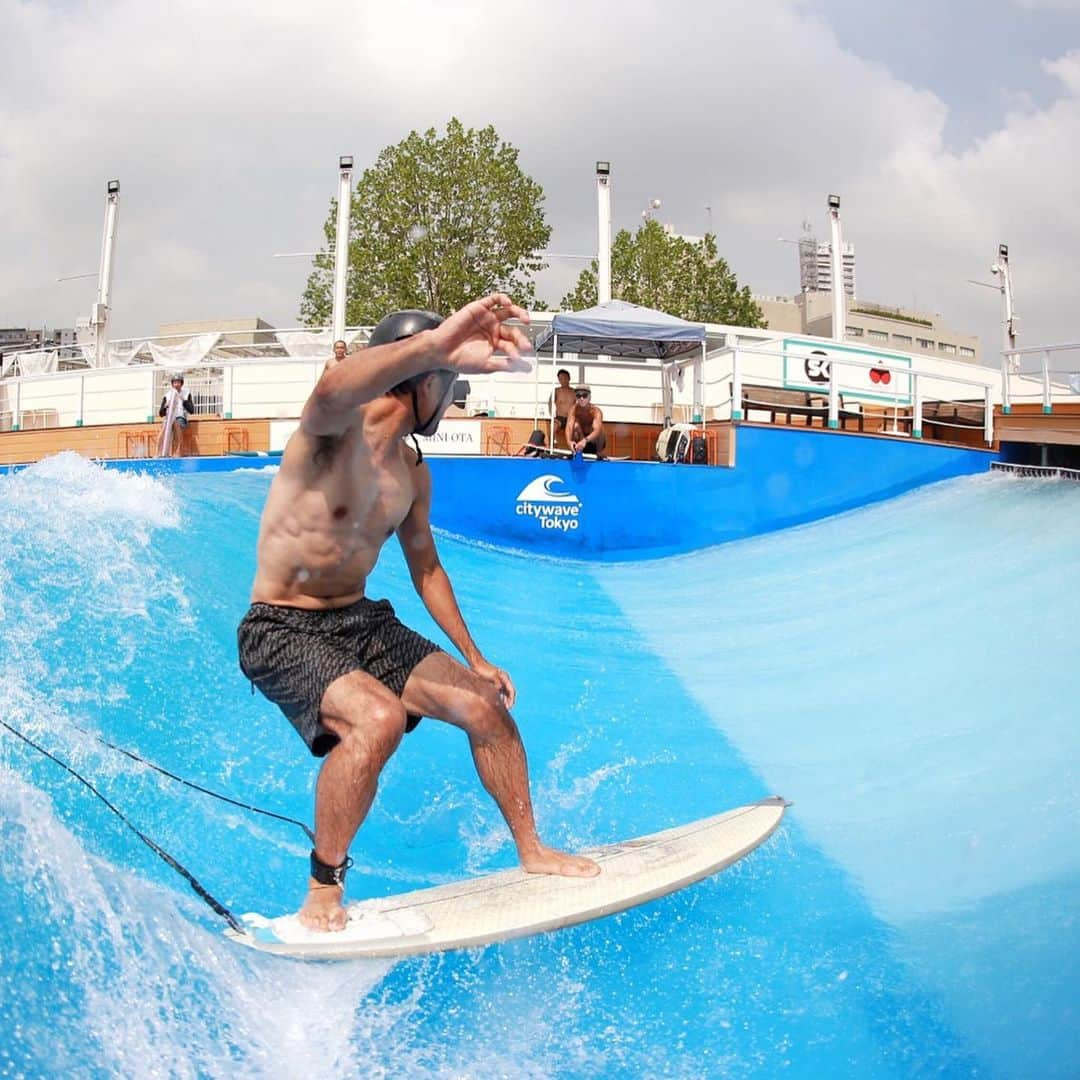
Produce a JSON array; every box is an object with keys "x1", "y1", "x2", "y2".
[
  {"x1": 428, "y1": 427, "x2": 995, "y2": 560},
  {"x1": 3, "y1": 428, "x2": 996, "y2": 560}
]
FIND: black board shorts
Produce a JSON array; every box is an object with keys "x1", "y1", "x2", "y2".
[
  {"x1": 583, "y1": 432, "x2": 607, "y2": 457},
  {"x1": 238, "y1": 598, "x2": 442, "y2": 757}
]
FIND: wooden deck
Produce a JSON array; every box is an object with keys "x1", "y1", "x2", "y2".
[
  {"x1": 994, "y1": 402, "x2": 1080, "y2": 447},
  {"x1": 0, "y1": 416, "x2": 740, "y2": 467},
  {"x1": 0, "y1": 418, "x2": 271, "y2": 467},
  {"x1": 0, "y1": 406, "x2": 997, "y2": 470}
]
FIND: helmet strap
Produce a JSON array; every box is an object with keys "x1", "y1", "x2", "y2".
[{"x1": 406, "y1": 386, "x2": 430, "y2": 465}]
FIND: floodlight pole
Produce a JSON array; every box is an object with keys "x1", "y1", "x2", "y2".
[
  {"x1": 92, "y1": 180, "x2": 120, "y2": 367},
  {"x1": 994, "y1": 243, "x2": 1016, "y2": 354},
  {"x1": 827, "y1": 194, "x2": 845, "y2": 343},
  {"x1": 332, "y1": 156, "x2": 354, "y2": 343},
  {"x1": 596, "y1": 161, "x2": 612, "y2": 304}
]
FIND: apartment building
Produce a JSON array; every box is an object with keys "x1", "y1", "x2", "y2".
[{"x1": 754, "y1": 292, "x2": 981, "y2": 364}]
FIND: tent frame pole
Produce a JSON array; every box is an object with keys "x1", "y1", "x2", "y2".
[{"x1": 548, "y1": 333, "x2": 558, "y2": 450}]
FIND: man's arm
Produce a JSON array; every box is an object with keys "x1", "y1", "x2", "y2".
[
  {"x1": 586, "y1": 406, "x2": 604, "y2": 441},
  {"x1": 302, "y1": 293, "x2": 533, "y2": 438},
  {"x1": 301, "y1": 331, "x2": 442, "y2": 438},
  {"x1": 396, "y1": 460, "x2": 516, "y2": 705},
  {"x1": 566, "y1": 416, "x2": 582, "y2": 449}
]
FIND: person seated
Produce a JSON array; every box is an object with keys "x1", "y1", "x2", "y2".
[
  {"x1": 516, "y1": 429, "x2": 549, "y2": 457},
  {"x1": 566, "y1": 386, "x2": 606, "y2": 458}
]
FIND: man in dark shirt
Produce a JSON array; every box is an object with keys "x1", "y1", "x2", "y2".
[{"x1": 157, "y1": 375, "x2": 195, "y2": 457}]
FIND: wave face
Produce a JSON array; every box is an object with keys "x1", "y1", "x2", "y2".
[{"x1": 0, "y1": 453, "x2": 1074, "y2": 1078}]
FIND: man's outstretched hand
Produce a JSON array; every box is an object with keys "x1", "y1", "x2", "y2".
[{"x1": 434, "y1": 294, "x2": 534, "y2": 376}]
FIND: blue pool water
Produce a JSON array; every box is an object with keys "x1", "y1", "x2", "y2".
[{"x1": 0, "y1": 452, "x2": 1076, "y2": 1078}]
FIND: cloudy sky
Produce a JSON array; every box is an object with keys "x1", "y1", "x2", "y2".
[{"x1": 3, "y1": 0, "x2": 1078, "y2": 360}]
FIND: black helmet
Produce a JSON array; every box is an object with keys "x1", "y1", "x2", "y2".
[
  {"x1": 368, "y1": 308, "x2": 453, "y2": 448},
  {"x1": 368, "y1": 309, "x2": 444, "y2": 347}
]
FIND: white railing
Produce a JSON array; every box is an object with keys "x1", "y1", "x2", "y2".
[
  {"x1": 1001, "y1": 342, "x2": 1080, "y2": 413},
  {"x1": 0, "y1": 323, "x2": 1007, "y2": 448},
  {"x1": 991, "y1": 462, "x2": 1080, "y2": 480},
  {"x1": 707, "y1": 340, "x2": 999, "y2": 444},
  {"x1": 0, "y1": 360, "x2": 325, "y2": 433}
]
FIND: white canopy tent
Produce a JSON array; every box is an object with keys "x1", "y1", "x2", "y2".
[{"x1": 532, "y1": 300, "x2": 708, "y2": 440}]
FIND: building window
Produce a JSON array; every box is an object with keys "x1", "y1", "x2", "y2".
[
  {"x1": 868, "y1": 329, "x2": 888, "y2": 341},
  {"x1": 917, "y1": 338, "x2": 934, "y2": 349},
  {"x1": 893, "y1": 334, "x2": 912, "y2": 345},
  {"x1": 959, "y1": 346, "x2": 975, "y2": 358},
  {"x1": 845, "y1": 326, "x2": 864, "y2": 337},
  {"x1": 939, "y1": 342, "x2": 956, "y2": 355}
]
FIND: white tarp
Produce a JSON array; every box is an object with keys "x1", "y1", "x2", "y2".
[
  {"x1": 11, "y1": 350, "x2": 59, "y2": 375},
  {"x1": 278, "y1": 329, "x2": 364, "y2": 359},
  {"x1": 146, "y1": 333, "x2": 221, "y2": 369}
]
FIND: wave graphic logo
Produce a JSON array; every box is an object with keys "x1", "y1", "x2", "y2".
[
  {"x1": 515, "y1": 474, "x2": 582, "y2": 531},
  {"x1": 515, "y1": 475, "x2": 580, "y2": 504}
]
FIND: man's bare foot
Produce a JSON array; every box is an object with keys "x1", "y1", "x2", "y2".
[
  {"x1": 520, "y1": 844, "x2": 600, "y2": 878},
  {"x1": 296, "y1": 879, "x2": 348, "y2": 932}
]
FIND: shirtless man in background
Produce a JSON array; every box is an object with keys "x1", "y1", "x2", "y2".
[
  {"x1": 550, "y1": 368, "x2": 576, "y2": 449},
  {"x1": 238, "y1": 294, "x2": 599, "y2": 932},
  {"x1": 567, "y1": 385, "x2": 607, "y2": 458}
]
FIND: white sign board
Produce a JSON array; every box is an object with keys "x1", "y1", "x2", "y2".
[
  {"x1": 269, "y1": 418, "x2": 483, "y2": 456},
  {"x1": 782, "y1": 337, "x2": 913, "y2": 404},
  {"x1": 414, "y1": 419, "x2": 483, "y2": 456}
]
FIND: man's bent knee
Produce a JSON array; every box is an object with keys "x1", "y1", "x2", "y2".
[
  {"x1": 461, "y1": 685, "x2": 517, "y2": 743},
  {"x1": 322, "y1": 684, "x2": 408, "y2": 757}
]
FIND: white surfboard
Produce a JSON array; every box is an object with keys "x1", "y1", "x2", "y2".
[
  {"x1": 518, "y1": 443, "x2": 630, "y2": 462},
  {"x1": 225, "y1": 797, "x2": 787, "y2": 960}
]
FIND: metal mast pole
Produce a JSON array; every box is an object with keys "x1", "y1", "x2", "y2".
[
  {"x1": 93, "y1": 180, "x2": 120, "y2": 368},
  {"x1": 596, "y1": 161, "x2": 612, "y2": 304},
  {"x1": 827, "y1": 194, "x2": 845, "y2": 343},
  {"x1": 993, "y1": 243, "x2": 1017, "y2": 355},
  {"x1": 332, "y1": 156, "x2": 353, "y2": 343}
]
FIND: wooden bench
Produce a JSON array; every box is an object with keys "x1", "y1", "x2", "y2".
[
  {"x1": 922, "y1": 399, "x2": 985, "y2": 428},
  {"x1": 867, "y1": 399, "x2": 985, "y2": 438},
  {"x1": 736, "y1": 384, "x2": 864, "y2": 432}
]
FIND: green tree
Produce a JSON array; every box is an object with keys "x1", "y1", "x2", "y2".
[
  {"x1": 560, "y1": 220, "x2": 766, "y2": 327},
  {"x1": 301, "y1": 119, "x2": 550, "y2": 325}
]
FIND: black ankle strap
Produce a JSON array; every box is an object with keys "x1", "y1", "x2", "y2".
[{"x1": 310, "y1": 849, "x2": 352, "y2": 887}]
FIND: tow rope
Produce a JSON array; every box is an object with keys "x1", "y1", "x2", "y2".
[
  {"x1": 71, "y1": 722, "x2": 314, "y2": 844},
  {"x1": 1, "y1": 717, "x2": 313, "y2": 932}
]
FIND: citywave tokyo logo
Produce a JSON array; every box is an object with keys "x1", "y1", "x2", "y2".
[{"x1": 515, "y1": 475, "x2": 581, "y2": 531}]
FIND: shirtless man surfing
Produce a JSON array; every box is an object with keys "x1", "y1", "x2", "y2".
[{"x1": 238, "y1": 294, "x2": 599, "y2": 932}]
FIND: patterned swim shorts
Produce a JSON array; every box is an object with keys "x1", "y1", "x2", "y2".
[{"x1": 237, "y1": 597, "x2": 442, "y2": 757}]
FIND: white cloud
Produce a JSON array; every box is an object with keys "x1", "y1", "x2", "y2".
[
  {"x1": 1013, "y1": 0, "x2": 1080, "y2": 11},
  {"x1": 1, "y1": 0, "x2": 1077, "y2": 358}
]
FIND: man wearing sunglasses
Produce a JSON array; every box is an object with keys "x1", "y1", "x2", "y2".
[
  {"x1": 239, "y1": 294, "x2": 600, "y2": 933},
  {"x1": 567, "y1": 385, "x2": 607, "y2": 459}
]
